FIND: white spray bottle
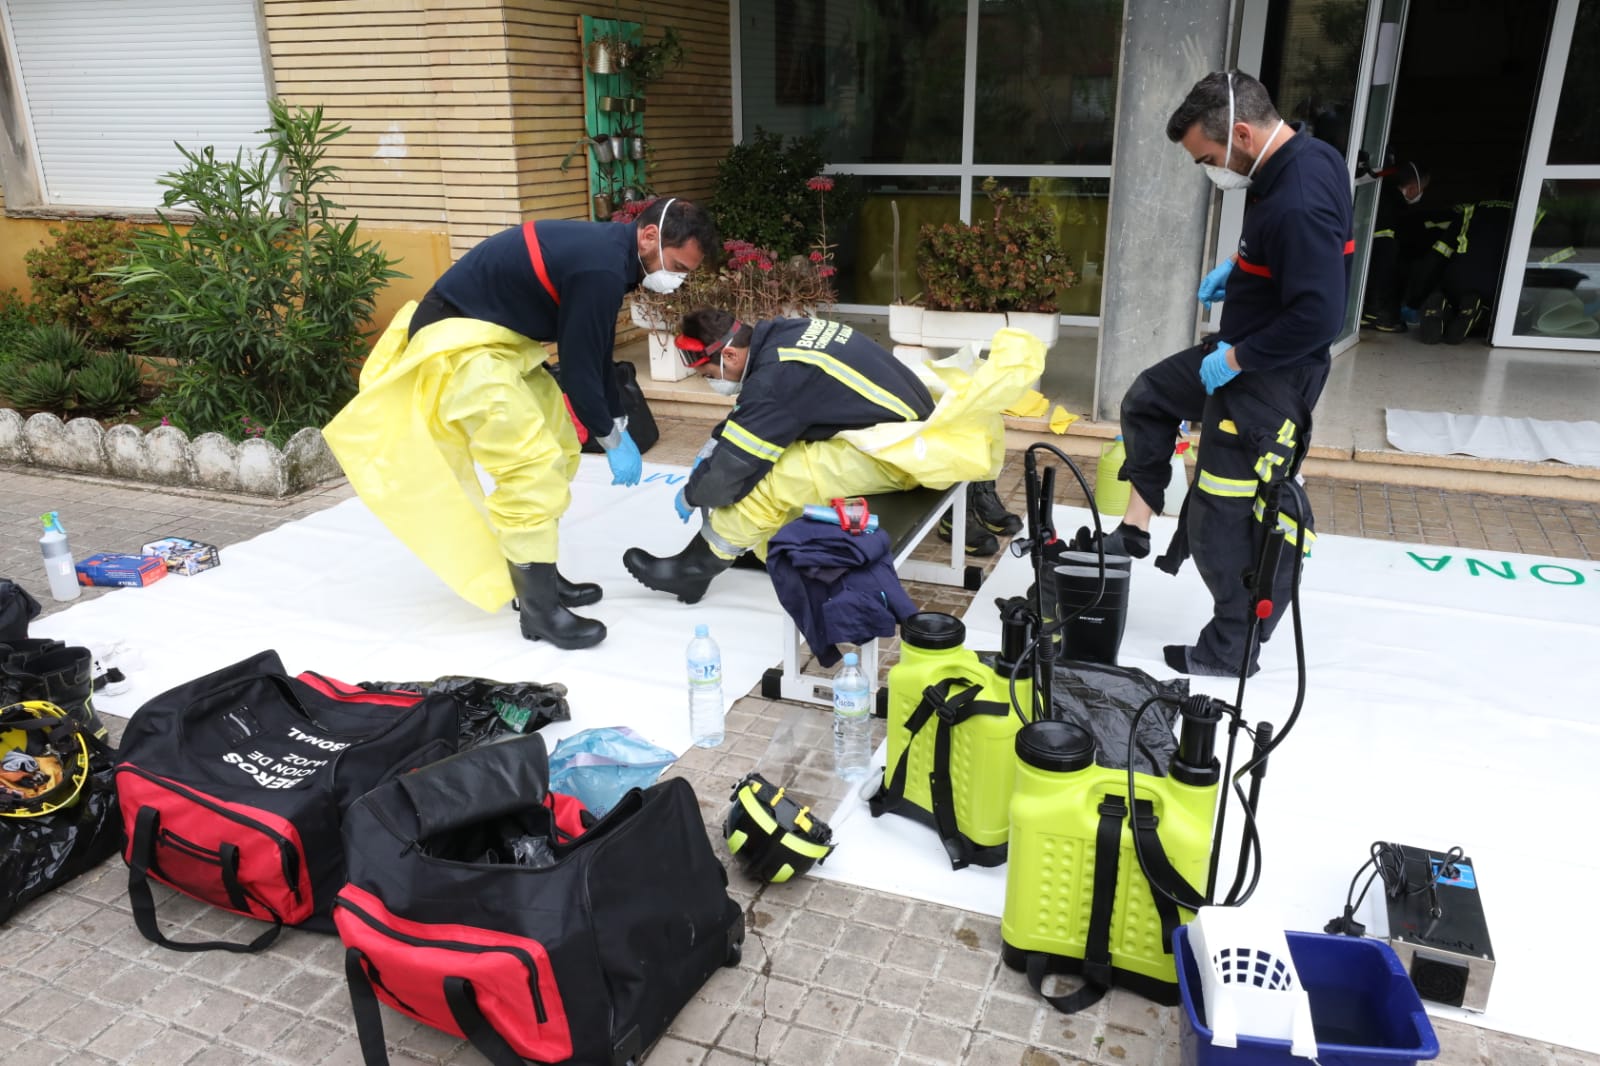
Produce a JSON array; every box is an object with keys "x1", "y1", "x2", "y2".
[{"x1": 39, "y1": 511, "x2": 82, "y2": 602}]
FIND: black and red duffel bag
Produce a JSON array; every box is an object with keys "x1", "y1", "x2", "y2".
[
  {"x1": 114, "y1": 649, "x2": 459, "y2": 952},
  {"x1": 335, "y1": 734, "x2": 744, "y2": 1066}
]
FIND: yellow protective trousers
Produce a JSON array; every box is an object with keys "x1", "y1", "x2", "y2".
[
  {"x1": 322, "y1": 303, "x2": 581, "y2": 611},
  {"x1": 707, "y1": 327, "x2": 1045, "y2": 557}
]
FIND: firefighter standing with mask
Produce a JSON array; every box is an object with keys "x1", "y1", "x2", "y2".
[
  {"x1": 324, "y1": 197, "x2": 717, "y2": 650},
  {"x1": 622, "y1": 310, "x2": 1044, "y2": 603},
  {"x1": 1088, "y1": 70, "x2": 1352, "y2": 677}
]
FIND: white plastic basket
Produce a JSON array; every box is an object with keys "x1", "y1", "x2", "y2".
[{"x1": 1187, "y1": 906, "x2": 1318, "y2": 1059}]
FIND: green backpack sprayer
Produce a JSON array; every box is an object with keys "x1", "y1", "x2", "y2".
[{"x1": 874, "y1": 441, "x2": 1315, "y2": 1012}]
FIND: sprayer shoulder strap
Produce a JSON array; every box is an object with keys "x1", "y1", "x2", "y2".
[
  {"x1": 1026, "y1": 792, "x2": 1126, "y2": 1013},
  {"x1": 870, "y1": 679, "x2": 1009, "y2": 870},
  {"x1": 1130, "y1": 798, "x2": 1207, "y2": 941}
]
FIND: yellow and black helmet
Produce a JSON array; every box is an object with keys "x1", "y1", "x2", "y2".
[
  {"x1": 0, "y1": 701, "x2": 91, "y2": 819},
  {"x1": 723, "y1": 773, "x2": 835, "y2": 884}
]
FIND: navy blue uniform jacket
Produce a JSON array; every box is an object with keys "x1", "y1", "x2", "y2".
[
  {"x1": 1221, "y1": 132, "x2": 1354, "y2": 371},
  {"x1": 428, "y1": 220, "x2": 643, "y2": 440},
  {"x1": 684, "y1": 318, "x2": 936, "y2": 510},
  {"x1": 767, "y1": 522, "x2": 917, "y2": 669}
]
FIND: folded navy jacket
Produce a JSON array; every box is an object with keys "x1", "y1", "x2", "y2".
[{"x1": 766, "y1": 520, "x2": 918, "y2": 669}]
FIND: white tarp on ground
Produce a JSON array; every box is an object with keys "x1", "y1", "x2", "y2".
[
  {"x1": 33, "y1": 457, "x2": 782, "y2": 756},
  {"x1": 816, "y1": 505, "x2": 1600, "y2": 1053},
  {"x1": 1386, "y1": 407, "x2": 1600, "y2": 467}
]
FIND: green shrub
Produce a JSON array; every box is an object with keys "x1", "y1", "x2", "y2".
[
  {"x1": 24, "y1": 218, "x2": 145, "y2": 347},
  {"x1": 18, "y1": 323, "x2": 94, "y2": 373},
  {"x1": 105, "y1": 101, "x2": 404, "y2": 444},
  {"x1": 0, "y1": 290, "x2": 34, "y2": 359},
  {"x1": 710, "y1": 129, "x2": 863, "y2": 262},
  {"x1": 72, "y1": 351, "x2": 144, "y2": 414},
  {"x1": 917, "y1": 178, "x2": 1076, "y2": 312},
  {"x1": 5, "y1": 360, "x2": 75, "y2": 412}
]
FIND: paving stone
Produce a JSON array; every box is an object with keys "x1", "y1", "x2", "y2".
[
  {"x1": 642, "y1": 1035, "x2": 707, "y2": 1065},
  {"x1": 846, "y1": 1002, "x2": 913, "y2": 1049},
  {"x1": 815, "y1": 952, "x2": 875, "y2": 997},
  {"x1": 122, "y1": 1026, "x2": 211, "y2": 1066},
  {"x1": 794, "y1": 986, "x2": 860, "y2": 1032},
  {"x1": 85, "y1": 1015, "x2": 163, "y2": 1061},
  {"x1": 742, "y1": 974, "x2": 805, "y2": 1021},
  {"x1": 867, "y1": 965, "x2": 930, "y2": 1011},
  {"x1": 903, "y1": 1016, "x2": 972, "y2": 1064},
  {"x1": 770, "y1": 1024, "x2": 840, "y2": 1065}
]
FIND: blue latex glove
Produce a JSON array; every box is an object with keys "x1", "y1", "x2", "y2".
[
  {"x1": 1200, "y1": 343, "x2": 1240, "y2": 395},
  {"x1": 606, "y1": 429, "x2": 642, "y2": 486},
  {"x1": 1198, "y1": 259, "x2": 1233, "y2": 312},
  {"x1": 674, "y1": 488, "x2": 693, "y2": 522}
]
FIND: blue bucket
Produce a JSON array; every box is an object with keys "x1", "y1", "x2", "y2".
[{"x1": 1176, "y1": 926, "x2": 1440, "y2": 1066}]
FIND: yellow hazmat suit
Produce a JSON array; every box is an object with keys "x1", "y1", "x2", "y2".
[
  {"x1": 322, "y1": 303, "x2": 581, "y2": 612},
  {"x1": 705, "y1": 328, "x2": 1045, "y2": 556}
]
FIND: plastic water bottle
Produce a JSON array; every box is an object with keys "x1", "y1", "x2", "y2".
[
  {"x1": 1169, "y1": 439, "x2": 1193, "y2": 515},
  {"x1": 686, "y1": 624, "x2": 725, "y2": 748},
  {"x1": 39, "y1": 511, "x2": 81, "y2": 602},
  {"x1": 832, "y1": 652, "x2": 873, "y2": 782}
]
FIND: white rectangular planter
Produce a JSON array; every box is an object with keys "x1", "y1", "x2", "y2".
[
  {"x1": 888, "y1": 303, "x2": 925, "y2": 346},
  {"x1": 1004, "y1": 311, "x2": 1061, "y2": 347},
  {"x1": 920, "y1": 310, "x2": 1009, "y2": 351},
  {"x1": 647, "y1": 333, "x2": 692, "y2": 381}
]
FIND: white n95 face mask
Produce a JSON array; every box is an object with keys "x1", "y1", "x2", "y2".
[
  {"x1": 1204, "y1": 73, "x2": 1282, "y2": 191},
  {"x1": 641, "y1": 269, "x2": 687, "y2": 294},
  {"x1": 707, "y1": 376, "x2": 742, "y2": 397}
]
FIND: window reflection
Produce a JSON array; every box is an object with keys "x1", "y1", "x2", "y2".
[{"x1": 1513, "y1": 180, "x2": 1600, "y2": 339}]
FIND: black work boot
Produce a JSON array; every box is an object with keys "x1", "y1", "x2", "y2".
[
  {"x1": 936, "y1": 511, "x2": 1000, "y2": 557},
  {"x1": 1419, "y1": 291, "x2": 1449, "y2": 345},
  {"x1": 622, "y1": 535, "x2": 737, "y2": 604},
  {"x1": 0, "y1": 644, "x2": 107, "y2": 740},
  {"x1": 508, "y1": 562, "x2": 606, "y2": 649},
  {"x1": 968, "y1": 480, "x2": 1023, "y2": 536},
  {"x1": 555, "y1": 568, "x2": 603, "y2": 608}
]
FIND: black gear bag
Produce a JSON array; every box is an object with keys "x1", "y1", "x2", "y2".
[
  {"x1": 334, "y1": 735, "x2": 744, "y2": 1066},
  {"x1": 114, "y1": 650, "x2": 460, "y2": 952}
]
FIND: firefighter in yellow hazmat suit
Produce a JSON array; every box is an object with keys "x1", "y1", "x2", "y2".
[
  {"x1": 323, "y1": 198, "x2": 717, "y2": 649},
  {"x1": 622, "y1": 311, "x2": 1046, "y2": 603}
]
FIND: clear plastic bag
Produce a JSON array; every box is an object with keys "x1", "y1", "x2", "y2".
[{"x1": 547, "y1": 727, "x2": 676, "y2": 817}]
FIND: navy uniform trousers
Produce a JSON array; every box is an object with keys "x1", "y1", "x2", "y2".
[{"x1": 1118, "y1": 342, "x2": 1327, "y2": 673}]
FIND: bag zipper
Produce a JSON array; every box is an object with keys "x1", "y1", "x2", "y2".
[
  {"x1": 335, "y1": 897, "x2": 548, "y2": 1023},
  {"x1": 118, "y1": 765, "x2": 302, "y2": 902}
]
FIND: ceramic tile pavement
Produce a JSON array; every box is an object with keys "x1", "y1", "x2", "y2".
[{"x1": 2, "y1": 421, "x2": 1598, "y2": 1065}]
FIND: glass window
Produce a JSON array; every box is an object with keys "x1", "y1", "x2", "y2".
[
  {"x1": 1511, "y1": 180, "x2": 1600, "y2": 339},
  {"x1": 989, "y1": 177, "x2": 1110, "y2": 315},
  {"x1": 737, "y1": 0, "x2": 968, "y2": 165},
  {"x1": 1549, "y1": 0, "x2": 1600, "y2": 165},
  {"x1": 841, "y1": 176, "x2": 963, "y2": 305},
  {"x1": 974, "y1": 0, "x2": 1121, "y2": 166},
  {"x1": 1261, "y1": 0, "x2": 1368, "y2": 158}
]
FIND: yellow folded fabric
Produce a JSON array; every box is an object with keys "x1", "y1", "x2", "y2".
[
  {"x1": 1004, "y1": 389, "x2": 1050, "y2": 418},
  {"x1": 1049, "y1": 405, "x2": 1079, "y2": 434}
]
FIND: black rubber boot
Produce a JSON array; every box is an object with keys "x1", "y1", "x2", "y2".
[
  {"x1": 0, "y1": 639, "x2": 65, "y2": 673},
  {"x1": 622, "y1": 535, "x2": 736, "y2": 604},
  {"x1": 508, "y1": 562, "x2": 606, "y2": 649},
  {"x1": 936, "y1": 511, "x2": 1001, "y2": 557},
  {"x1": 1052, "y1": 564, "x2": 1131, "y2": 666},
  {"x1": 1, "y1": 644, "x2": 108, "y2": 740},
  {"x1": 969, "y1": 480, "x2": 1023, "y2": 536},
  {"x1": 556, "y1": 569, "x2": 603, "y2": 608}
]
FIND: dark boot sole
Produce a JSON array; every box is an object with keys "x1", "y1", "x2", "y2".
[{"x1": 518, "y1": 618, "x2": 606, "y2": 649}]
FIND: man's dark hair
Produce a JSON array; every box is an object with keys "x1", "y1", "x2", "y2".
[
  {"x1": 640, "y1": 197, "x2": 720, "y2": 257},
  {"x1": 1166, "y1": 71, "x2": 1280, "y2": 144},
  {"x1": 681, "y1": 307, "x2": 754, "y2": 348}
]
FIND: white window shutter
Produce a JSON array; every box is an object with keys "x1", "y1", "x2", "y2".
[{"x1": 3, "y1": 0, "x2": 272, "y2": 211}]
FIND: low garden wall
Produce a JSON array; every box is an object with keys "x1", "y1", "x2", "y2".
[{"x1": 0, "y1": 410, "x2": 342, "y2": 498}]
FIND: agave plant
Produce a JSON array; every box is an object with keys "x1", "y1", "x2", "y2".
[
  {"x1": 73, "y1": 351, "x2": 144, "y2": 413},
  {"x1": 6, "y1": 359, "x2": 75, "y2": 412},
  {"x1": 19, "y1": 323, "x2": 94, "y2": 372}
]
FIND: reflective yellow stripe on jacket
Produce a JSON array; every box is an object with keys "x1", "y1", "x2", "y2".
[
  {"x1": 721, "y1": 420, "x2": 784, "y2": 462},
  {"x1": 777, "y1": 347, "x2": 920, "y2": 421}
]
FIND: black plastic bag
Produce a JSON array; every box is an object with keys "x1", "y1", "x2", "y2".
[
  {"x1": 357, "y1": 676, "x2": 570, "y2": 749},
  {"x1": 0, "y1": 755, "x2": 122, "y2": 926},
  {"x1": 0, "y1": 579, "x2": 42, "y2": 643},
  {"x1": 1048, "y1": 660, "x2": 1190, "y2": 776}
]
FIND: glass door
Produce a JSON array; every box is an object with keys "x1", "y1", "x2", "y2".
[
  {"x1": 1493, "y1": 0, "x2": 1600, "y2": 351},
  {"x1": 1334, "y1": 0, "x2": 1410, "y2": 353}
]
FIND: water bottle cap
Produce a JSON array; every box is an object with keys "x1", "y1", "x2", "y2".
[
  {"x1": 842, "y1": 652, "x2": 858, "y2": 666},
  {"x1": 1114, "y1": 434, "x2": 1123, "y2": 441},
  {"x1": 694, "y1": 624, "x2": 709, "y2": 638}
]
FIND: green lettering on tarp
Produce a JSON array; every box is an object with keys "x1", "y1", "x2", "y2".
[
  {"x1": 1466, "y1": 559, "x2": 1516, "y2": 579},
  {"x1": 1530, "y1": 564, "x2": 1584, "y2": 586},
  {"x1": 1408, "y1": 553, "x2": 1451, "y2": 572}
]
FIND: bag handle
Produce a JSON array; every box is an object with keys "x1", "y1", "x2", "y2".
[
  {"x1": 126, "y1": 806, "x2": 283, "y2": 953},
  {"x1": 397, "y1": 733, "x2": 550, "y2": 840},
  {"x1": 345, "y1": 948, "x2": 527, "y2": 1066}
]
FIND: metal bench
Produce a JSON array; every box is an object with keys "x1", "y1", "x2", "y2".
[{"x1": 759, "y1": 483, "x2": 983, "y2": 707}]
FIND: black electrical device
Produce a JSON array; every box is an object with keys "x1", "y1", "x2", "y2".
[{"x1": 1384, "y1": 844, "x2": 1495, "y2": 1013}]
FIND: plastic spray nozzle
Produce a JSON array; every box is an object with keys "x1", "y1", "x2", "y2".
[
  {"x1": 1172, "y1": 695, "x2": 1223, "y2": 786},
  {"x1": 41, "y1": 511, "x2": 65, "y2": 534}
]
